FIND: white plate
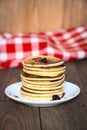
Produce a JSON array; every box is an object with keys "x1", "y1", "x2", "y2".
[{"x1": 5, "y1": 81, "x2": 80, "y2": 107}]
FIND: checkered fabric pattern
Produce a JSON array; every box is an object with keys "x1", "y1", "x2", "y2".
[{"x1": 0, "y1": 26, "x2": 87, "y2": 68}]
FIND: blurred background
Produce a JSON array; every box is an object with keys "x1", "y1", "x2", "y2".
[{"x1": 0, "y1": 0, "x2": 87, "y2": 33}]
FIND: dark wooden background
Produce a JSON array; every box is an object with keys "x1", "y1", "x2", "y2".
[{"x1": 0, "y1": 0, "x2": 87, "y2": 33}]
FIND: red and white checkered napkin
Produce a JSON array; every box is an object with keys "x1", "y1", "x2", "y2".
[{"x1": 0, "y1": 25, "x2": 87, "y2": 68}]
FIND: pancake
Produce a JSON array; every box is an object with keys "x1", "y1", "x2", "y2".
[
  {"x1": 22, "y1": 55, "x2": 64, "y2": 67},
  {"x1": 21, "y1": 75, "x2": 65, "y2": 86},
  {"x1": 21, "y1": 72, "x2": 64, "y2": 81},
  {"x1": 21, "y1": 79, "x2": 64, "y2": 90},
  {"x1": 21, "y1": 82, "x2": 64, "y2": 93},
  {"x1": 20, "y1": 55, "x2": 66, "y2": 101},
  {"x1": 20, "y1": 86, "x2": 64, "y2": 101},
  {"x1": 23, "y1": 68, "x2": 65, "y2": 77},
  {"x1": 23, "y1": 64, "x2": 66, "y2": 72}
]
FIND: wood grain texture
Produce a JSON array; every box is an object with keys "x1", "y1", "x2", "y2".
[
  {"x1": 0, "y1": 59, "x2": 87, "y2": 130},
  {"x1": 0, "y1": 102, "x2": 41, "y2": 130},
  {"x1": 0, "y1": 68, "x2": 22, "y2": 101},
  {"x1": 0, "y1": 0, "x2": 87, "y2": 33},
  {"x1": 39, "y1": 59, "x2": 87, "y2": 130}
]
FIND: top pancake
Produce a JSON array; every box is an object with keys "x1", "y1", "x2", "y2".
[{"x1": 22, "y1": 55, "x2": 64, "y2": 68}]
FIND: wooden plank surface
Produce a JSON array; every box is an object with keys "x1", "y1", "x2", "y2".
[
  {"x1": 40, "y1": 59, "x2": 87, "y2": 130},
  {"x1": 0, "y1": 68, "x2": 22, "y2": 101},
  {"x1": 0, "y1": 68, "x2": 41, "y2": 130},
  {"x1": 0, "y1": 102, "x2": 41, "y2": 130},
  {"x1": 0, "y1": 59, "x2": 87, "y2": 130},
  {"x1": 0, "y1": 0, "x2": 87, "y2": 33}
]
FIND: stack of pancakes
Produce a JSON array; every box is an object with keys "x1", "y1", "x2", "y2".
[{"x1": 20, "y1": 55, "x2": 66, "y2": 101}]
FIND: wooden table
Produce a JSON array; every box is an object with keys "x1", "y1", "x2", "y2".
[{"x1": 0, "y1": 59, "x2": 87, "y2": 130}]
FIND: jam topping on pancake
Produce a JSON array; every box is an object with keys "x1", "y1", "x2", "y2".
[{"x1": 32, "y1": 57, "x2": 48, "y2": 64}]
